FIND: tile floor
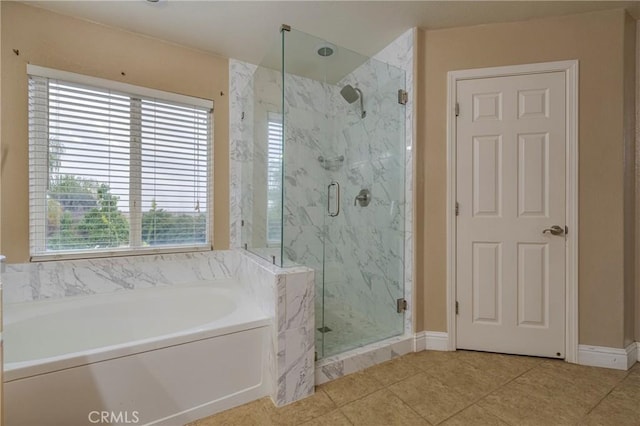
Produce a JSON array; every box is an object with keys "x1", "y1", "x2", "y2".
[{"x1": 188, "y1": 350, "x2": 640, "y2": 426}]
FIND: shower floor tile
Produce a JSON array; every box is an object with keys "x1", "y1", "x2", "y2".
[{"x1": 316, "y1": 307, "x2": 400, "y2": 358}]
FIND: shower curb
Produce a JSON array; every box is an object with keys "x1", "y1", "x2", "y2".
[{"x1": 314, "y1": 334, "x2": 413, "y2": 385}]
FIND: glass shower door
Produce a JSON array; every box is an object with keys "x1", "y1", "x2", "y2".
[
  {"x1": 279, "y1": 27, "x2": 406, "y2": 359},
  {"x1": 320, "y1": 60, "x2": 406, "y2": 358}
]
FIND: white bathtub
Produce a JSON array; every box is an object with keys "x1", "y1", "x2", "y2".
[{"x1": 4, "y1": 279, "x2": 271, "y2": 426}]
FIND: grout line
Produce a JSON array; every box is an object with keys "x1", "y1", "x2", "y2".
[
  {"x1": 318, "y1": 373, "x2": 386, "y2": 408},
  {"x1": 403, "y1": 399, "x2": 436, "y2": 426},
  {"x1": 336, "y1": 407, "x2": 356, "y2": 426},
  {"x1": 435, "y1": 358, "x2": 542, "y2": 425},
  {"x1": 579, "y1": 369, "x2": 632, "y2": 421}
]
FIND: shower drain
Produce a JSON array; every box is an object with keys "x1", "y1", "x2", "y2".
[{"x1": 317, "y1": 326, "x2": 332, "y2": 333}]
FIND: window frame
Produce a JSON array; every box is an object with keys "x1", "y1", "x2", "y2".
[{"x1": 27, "y1": 65, "x2": 214, "y2": 261}]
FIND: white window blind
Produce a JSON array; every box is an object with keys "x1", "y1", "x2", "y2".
[
  {"x1": 28, "y1": 67, "x2": 212, "y2": 258},
  {"x1": 267, "y1": 112, "x2": 283, "y2": 245}
]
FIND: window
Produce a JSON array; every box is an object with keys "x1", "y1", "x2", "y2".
[
  {"x1": 266, "y1": 112, "x2": 283, "y2": 246},
  {"x1": 28, "y1": 65, "x2": 212, "y2": 259}
]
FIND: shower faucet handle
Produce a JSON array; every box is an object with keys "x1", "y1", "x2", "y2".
[{"x1": 354, "y1": 189, "x2": 371, "y2": 207}]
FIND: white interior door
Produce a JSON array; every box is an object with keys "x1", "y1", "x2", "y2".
[{"x1": 456, "y1": 71, "x2": 566, "y2": 358}]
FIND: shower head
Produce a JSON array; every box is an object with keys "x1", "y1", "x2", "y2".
[
  {"x1": 340, "y1": 84, "x2": 360, "y2": 104},
  {"x1": 340, "y1": 85, "x2": 366, "y2": 118}
]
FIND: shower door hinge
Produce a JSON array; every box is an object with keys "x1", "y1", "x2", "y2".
[
  {"x1": 398, "y1": 89, "x2": 408, "y2": 105},
  {"x1": 397, "y1": 298, "x2": 407, "y2": 313},
  {"x1": 241, "y1": 219, "x2": 245, "y2": 227},
  {"x1": 455, "y1": 202, "x2": 460, "y2": 216},
  {"x1": 455, "y1": 102, "x2": 460, "y2": 117},
  {"x1": 456, "y1": 301, "x2": 459, "y2": 315}
]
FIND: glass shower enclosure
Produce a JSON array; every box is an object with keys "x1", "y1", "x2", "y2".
[{"x1": 240, "y1": 26, "x2": 406, "y2": 359}]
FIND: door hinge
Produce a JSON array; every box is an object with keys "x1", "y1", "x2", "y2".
[
  {"x1": 241, "y1": 219, "x2": 245, "y2": 227},
  {"x1": 397, "y1": 298, "x2": 408, "y2": 313},
  {"x1": 455, "y1": 202, "x2": 460, "y2": 216},
  {"x1": 398, "y1": 89, "x2": 408, "y2": 105},
  {"x1": 455, "y1": 102, "x2": 460, "y2": 117},
  {"x1": 455, "y1": 301, "x2": 459, "y2": 315},
  {"x1": 565, "y1": 225, "x2": 569, "y2": 235}
]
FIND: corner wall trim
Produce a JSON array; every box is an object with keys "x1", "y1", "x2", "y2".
[
  {"x1": 637, "y1": 342, "x2": 640, "y2": 362},
  {"x1": 578, "y1": 343, "x2": 637, "y2": 371},
  {"x1": 415, "y1": 331, "x2": 450, "y2": 352}
]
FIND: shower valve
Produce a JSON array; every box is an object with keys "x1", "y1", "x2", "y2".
[{"x1": 354, "y1": 189, "x2": 371, "y2": 207}]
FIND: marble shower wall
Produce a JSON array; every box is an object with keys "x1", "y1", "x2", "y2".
[
  {"x1": 321, "y1": 47, "x2": 407, "y2": 340},
  {"x1": 325, "y1": 29, "x2": 414, "y2": 337},
  {"x1": 230, "y1": 60, "x2": 283, "y2": 253},
  {"x1": 281, "y1": 73, "x2": 332, "y2": 339},
  {"x1": 229, "y1": 60, "x2": 257, "y2": 250},
  {"x1": 371, "y1": 29, "x2": 415, "y2": 336}
]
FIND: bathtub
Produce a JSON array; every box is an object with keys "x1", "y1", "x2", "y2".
[{"x1": 3, "y1": 279, "x2": 271, "y2": 426}]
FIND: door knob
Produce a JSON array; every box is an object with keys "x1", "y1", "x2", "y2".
[{"x1": 542, "y1": 225, "x2": 565, "y2": 236}]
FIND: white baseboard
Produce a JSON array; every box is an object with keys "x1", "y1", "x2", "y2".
[
  {"x1": 414, "y1": 331, "x2": 427, "y2": 351},
  {"x1": 414, "y1": 331, "x2": 449, "y2": 352},
  {"x1": 577, "y1": 342, "x2": 637, "y2": 371}
]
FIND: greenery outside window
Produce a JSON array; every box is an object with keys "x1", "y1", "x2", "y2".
[{"x1": 28, "y1": 65, "x2": 213, "y2": 259}]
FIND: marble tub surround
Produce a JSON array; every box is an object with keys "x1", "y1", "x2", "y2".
[
  {"x1": 237, "y1": 249, "x2": 316, "y2": 406},
  {"x1": 2, "y1": 250, "x2": 239, "y2": 304},
  {"x1": 3, "y1": 248, "x2": 315, "y2": 408}
]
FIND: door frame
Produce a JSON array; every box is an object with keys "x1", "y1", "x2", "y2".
[{"x1": 445, "y1": 60, "x2": 579, "y2": 363}]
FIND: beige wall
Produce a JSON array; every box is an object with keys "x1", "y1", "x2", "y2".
[
  {"x1": 623, "y1": 13, "x2": 637, "y2": 348},
  {"x1": 636, "y1": 21, "x2": 640, "y2": 343},
  {"x1": 0, "y1": 2, "x2": 230, "y2": 262},
  {"x1": 414, "y1": 29, "x2": 426, "y2": 331},
  {"x1": 0, "y1": 0, "x2": 4, "y2": 415},
  {"x1": 418, "y1": 9, "x2": 634, "y2": 348}
]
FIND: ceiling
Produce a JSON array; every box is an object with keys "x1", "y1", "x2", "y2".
[{"x1": 23, "y1": 1, "x2": 640, "y2": 65}]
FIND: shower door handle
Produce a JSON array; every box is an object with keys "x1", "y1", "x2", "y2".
[{"x1": 328, "y1": 181, "x2": 340, "y2": 217}]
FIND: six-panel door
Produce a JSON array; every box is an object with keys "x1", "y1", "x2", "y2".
[{"x1": 456, "y1": 72, "x2": 566, "y2": 358}]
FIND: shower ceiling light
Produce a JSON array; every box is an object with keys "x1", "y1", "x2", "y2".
[
  {"x1": 317, "y1": 46, "x2": 334, "y2": 57},
  {"x1": 315, "y1": 42, "x2": 336, "y2": 57}
]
